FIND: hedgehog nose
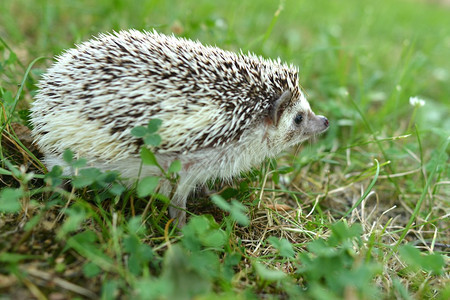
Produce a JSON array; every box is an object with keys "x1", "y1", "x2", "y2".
[{"x1": 319, "y1": 116, "x2": 329, "y2": 127}]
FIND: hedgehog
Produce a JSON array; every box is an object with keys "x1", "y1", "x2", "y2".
[{"x1": 30, "y1": 29, "x2": 329, "y2": 226}]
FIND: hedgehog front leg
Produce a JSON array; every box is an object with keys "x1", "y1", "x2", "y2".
[
  {"x1": 169, "y1": 200, "x2": 187, "y2": 227},
  {"x1": 168, "y1": 193, "x2": 189, "y2": 227},
  {"x1": 167, "y1": 175, "x2": 195, "y2": 227}
]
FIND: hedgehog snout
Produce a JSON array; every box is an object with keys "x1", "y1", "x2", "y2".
[
  {"x1": 306, "y1": 114, "x2": 329, "y2": 136},
  {"x1": 319, "y1": 115, "x2": 329, "y2": 128}
]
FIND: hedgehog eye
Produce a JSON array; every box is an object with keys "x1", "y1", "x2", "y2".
[{"x1": 294, "y1": 114, "x2": 303, "y2": 125}]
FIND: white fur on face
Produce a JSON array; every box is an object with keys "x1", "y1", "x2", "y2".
[
  {"x1": 298, "y1": 92, "x2": 312, "y2": 112},
  {"x1": 267, "y1": 91, "x2": 328, "y2": 153}
]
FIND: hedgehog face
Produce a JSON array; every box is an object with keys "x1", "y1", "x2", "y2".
[{"x1": 268, "y1": 91, "x2": 329, "y2": 151}]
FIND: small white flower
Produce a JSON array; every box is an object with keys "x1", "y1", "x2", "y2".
[
  {"x1": 337, "y1": 87, "x2": 349, "y2": 97},
  {"x1": 409, "y1": 96, "x2": 426, "y2": 107}
]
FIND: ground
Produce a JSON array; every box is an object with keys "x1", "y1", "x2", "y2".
[{"x1": 0, "y1": 0, "x2": 449, "y2": 298}]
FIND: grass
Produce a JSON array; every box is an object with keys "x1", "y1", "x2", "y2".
[{"x1": 1, "y1": 0, "x2": 449, "y2": 298}]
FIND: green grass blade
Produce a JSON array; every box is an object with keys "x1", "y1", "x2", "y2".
[
  {"x1": 341, "y1": 159, "x2": 380, "y2": 219},
  {"x1": 1, "y1": 56, "x2": 46, "y2": 133},
  {"x1": 389, "y1": 136, "x2": 449, "y2": 258}
]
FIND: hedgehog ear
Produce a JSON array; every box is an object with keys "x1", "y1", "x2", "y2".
[{"x1": 270, "y1": 90, "x2": 292, "y2": 126}]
